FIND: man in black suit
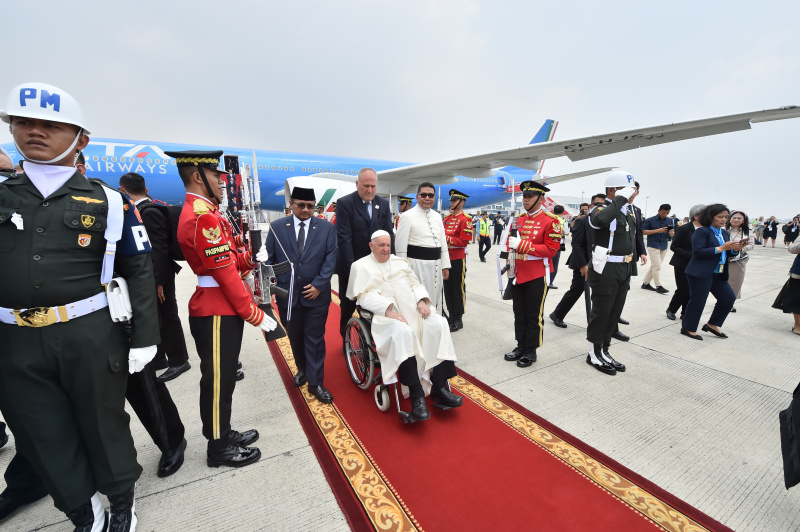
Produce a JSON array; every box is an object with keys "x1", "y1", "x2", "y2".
[
  {"x1": 550, "y1": 195, "x2": 604, "y2": 327},
  {"x1": 336, "y1": 168, "x2": 394, "y2": 338},
  {"x1": 265, "y1": 187, "x2": 338, "y2": 403},
  {"x1": 118, "y1": 173, "x2": 191, "y2": 383},
  {"x1": 666, "y1": 203, "x2": 705, "y2": 320}
]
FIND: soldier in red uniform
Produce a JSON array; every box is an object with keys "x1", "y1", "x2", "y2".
[
  {"x1": 329, "y1": 201, "x2": 336, "y2": 225},
  {"x1": 443, "y1": 189, "x2": 473, "y2": 332},
  {"x1": 168, "y1": 150, "x2": 277, "y2": 469},
  {"x1": 503, "y1": 181, "x2": 562, "y2": 367},
  {"x1": 395, "y1": 195, "x2": 413, "y2": 229}
]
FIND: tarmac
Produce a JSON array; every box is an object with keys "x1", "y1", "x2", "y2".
[{"x1": 4, "y1": 232, "x2": 800, "y2": 531}]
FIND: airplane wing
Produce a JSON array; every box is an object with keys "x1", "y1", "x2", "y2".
[{"x1": 376, "y1": 106, "x2": 800, "y2": 185}]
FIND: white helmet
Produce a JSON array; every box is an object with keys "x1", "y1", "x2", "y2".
[
  {"x1": 604, "y1": 169, "x2": 635, "y2": 188},
  {"x1": 0, "y1": 82, "x2": 90, "y2": 134}
]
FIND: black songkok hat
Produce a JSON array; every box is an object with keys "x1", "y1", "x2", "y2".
[
  {"x1": 449, "y1": 189, "x2": 469, "y2": 201},
  {"x1": 519, "y1": 180, "x2": 550, "y2": 196},
  {"x1": 291, "y1": 186, "x2": 316, "y2": 202},
  {"x1": 164, "y1": 150, "x2": 225, "y2": 172}
]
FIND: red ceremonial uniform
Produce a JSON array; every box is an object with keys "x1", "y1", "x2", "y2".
[
  {"x1": 444, "y1": 211, "x2": 473, "y2": 260},
  {"x1": 330, "y1": 213, "x2": 336, "y2": 225},
  {"x1": 514, "y1": 208, "x2": 562, "y2": 284},
  {"x1": 177, "y1": 193, "x2": 263, "y2": 326}
]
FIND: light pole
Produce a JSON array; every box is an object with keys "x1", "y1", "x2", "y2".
[
  {"x1": 581, "y1": 191, "x2": 584, "y2": 204},
  {"x1": 645, "y1": 196, "x2": 649, "y2": 217}
]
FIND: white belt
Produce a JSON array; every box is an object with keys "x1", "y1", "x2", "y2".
[
  {"x1": 517, "y1": 254, "x2": 545, "y2": 261},
  {"x1": 607, "y1": 254, "x2": 633, "y2": 263},
  {"x1": 0, "y1": 293, "x2": 109, "y2": 327},
  {"x1": 197, "y1": 275, "x2": 219, "y2": 288}
]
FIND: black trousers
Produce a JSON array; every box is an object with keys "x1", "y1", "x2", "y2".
[
  {"x1": 586, "y1": 264, "x2": 632, "y2": 345},
  {"x1": 442, "y1": 258, "x2": 466, "y2": 321},
  {"x1": 189, "y1": 315, "x2": 243, "y2": 447},
  {"x1": 398, "y1": 359, "x2": 457, "y2": 399},
  {"x1": 668, "y1": 265, "x2": 690, "y2": 315},
  {"x1": 0, "y1": 312, "x2": 140, "y2": 513},
  {"x1": 550, "y1": 249, "x2": 562, "y2": 285},
  {"x1": 479, "y1": 236, "x2": 492, "y2": 260},
  {"x1": 279, "y1": 301, "x2": 329, "y2": 387},
  {"x1": 512, "y1": 276, "x2": 548, "y2": 351},
  {"x1": 553, "y1": 268, "x2": 590, "y2": 320},
  {"x1": 151, "y1": 274, "x2": 189, "y2": 368},
  {"x1": 1, "y1": 359, "x2": 184, "y2": 502},
  {"x1": 493, "y1": 229, "x2": 503, "y2": 245},
  {"x1": 682, "y1": 273, "x2": 735, "y2": 332}
]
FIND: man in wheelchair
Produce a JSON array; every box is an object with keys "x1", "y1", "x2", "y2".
[{"x1": 346, "y1": 230, "x2": 463, "y2": 422}]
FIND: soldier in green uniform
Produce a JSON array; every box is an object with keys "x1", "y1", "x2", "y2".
[
  {"x1": 0, "y1": 82, "x2": 159, "y2": 531},
  {"x1": 585, "y1": 170, "x2": 639, "y2": 376}
]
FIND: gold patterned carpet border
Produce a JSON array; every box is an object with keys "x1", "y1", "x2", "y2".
[
  {"x1": 448, "y1": 375, "x2": 710, "y2": 532},
  {"x1": 273, "y1": 335, "x2": 420, "y2": 532}
]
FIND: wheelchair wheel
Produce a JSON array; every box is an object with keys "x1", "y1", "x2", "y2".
[
  {"x1": 374, "y1": 385, "x2": 391, "y2": 412},
  {"x1": 345, "y1": 318, "x2": 375, "y2": 390}
]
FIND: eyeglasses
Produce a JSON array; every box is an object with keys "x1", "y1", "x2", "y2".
[
  {"x1": 292, "y1": 201, "x2": 316, "y2": 210},
  {"x1": 417, "y1": 193, "x2": 435, "y2": 199}
]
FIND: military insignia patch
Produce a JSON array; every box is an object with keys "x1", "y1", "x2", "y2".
[
  {"x1": 551, "y1": 222, "x2": 562, "y2": 233},
  {"x1": 71, "y1": 196, "x2": 104, "y2": 204},
  {"x1": 202, "y1": 226, "x2": 223, "y2": 244},
  {"x1": 81, "y1": 214, "x2": 95, "y2": 228},
  {"x1": 78, "y1": 234, "x2": 91, "y2": 247}
]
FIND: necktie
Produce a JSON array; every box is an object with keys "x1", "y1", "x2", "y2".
[
  {"x1": 297, "y1": 221, "x2": 305, "y2": 255},
  {"x1": 365, "y1": 201, "x2": 372, "y2": 219}
]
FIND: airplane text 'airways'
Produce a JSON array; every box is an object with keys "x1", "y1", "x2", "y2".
[{"x1": 83, "y1": 161, "x2": 169, "y2": 175}]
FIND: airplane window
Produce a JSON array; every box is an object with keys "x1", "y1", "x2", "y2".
[
  {"x1": 272, "y1": 166, "x2": 276, "y2": 170},
  {"x1": 302, "y1": 167, "x2": 306, "y2": 172},
  {"x1": 102, "y1": 156, "x2": 108, "y2": 162},
  {"x1": 290, "y1": 167, "x2": 294, "y2": 171},
  {"x1": 111, "y1": 157, "x2": 117, "y2": 162},
  {"x1": 171, "y1": 160, "x2": 176, "y2": 165},
  {"x1": 138, "y1": 158, "x2": 144, "y2": 163},
  {"x1": 258, "y1": 165, "x2": 263, "y2": 170},
  {"x1": 93, "y1": 156, "x2": 99, "y2": 161},
  {"x1": 155, "y1": 159, "x2": 160, "y2": 164},
  {"x1": 147, "y1": 159, "x2": 152, "y2": 164},
  {"x1": 279, "y1": 166, "x2": 283, "y2": 171}
]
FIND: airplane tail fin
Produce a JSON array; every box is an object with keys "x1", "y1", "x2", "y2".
[{"x1": 529, "y1": 119, "x2": 559, "y2": 145}]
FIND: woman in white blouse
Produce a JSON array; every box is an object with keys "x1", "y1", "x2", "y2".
[{"x1": 726, "y1": 210, "x2": 755, "y2": 311}]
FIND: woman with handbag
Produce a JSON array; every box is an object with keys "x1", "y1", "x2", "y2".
[
  {"x1": 772, "y1": 239, "x2": 800, "y2": 335},
  {"x1": 726, "y1": 210, "x2": 755, "y2": 312},
  {"x1": 681, "y1": 204, "x2": 746, "y2": 340}
]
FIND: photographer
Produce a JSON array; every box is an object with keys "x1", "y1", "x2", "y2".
[{"x1": 783, "y1": 217, "x2": 799, "y2": 246}]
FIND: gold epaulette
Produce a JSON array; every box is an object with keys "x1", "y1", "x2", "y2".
[
  {"x1": 193, "y1": 199, "x2": 211, "y2": 215},
  {"x1": 544, "y1": 211, "x2": 559, "y2": 219}
]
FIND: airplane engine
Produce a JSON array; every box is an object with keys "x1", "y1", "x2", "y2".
[{"x1": 282, "y1": 175, "x2": 357, "y2": 210}]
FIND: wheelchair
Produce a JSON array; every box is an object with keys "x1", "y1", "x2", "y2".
[{"x1": 344, "y1": 308, "x2": 419, "y2": 423}]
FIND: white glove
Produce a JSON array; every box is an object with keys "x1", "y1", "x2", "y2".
[
  {"x1": 255, "y1": 244, "x2": 269, "y2": 262},
  {"x1": 617, "y1": 187, "x2": 636, "y2": 201},
  {"x1": 259, "y1": 314, "x2": 278, "y2": 332},
  {"x1": 508, "y1": 236, "x2": 521, "y2": 249},
  {"x1": 129, "y1": 345, "x2": 158, "y2": 374}
]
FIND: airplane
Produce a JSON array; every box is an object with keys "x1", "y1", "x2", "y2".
[{"x1": 3, "y1": 107, "x2": 799, "y2": 213}]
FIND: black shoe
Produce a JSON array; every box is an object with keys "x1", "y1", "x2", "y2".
[
  {"x1": 611, "y1": 330, "x2": 629, "y2": 342},
  {"x1": 409, "y1": 397, "x2": 431, "y2": 422},
  {"x1": 504, "y1": 347, "x2": 524, "y2": 361},
  {"x1": 586, "y1": 352, "x2": 616, "y2": 375},
  {"x1": 237, "y1": 361, "x2": 243, "y2": 369},
  {"x1": 730, "y1": 307, "x2": 737, "y2": 313},
  {"x1": 0, "y1": 490, "x2": 49, "y2": 522},
  {"x1": 702, "y1": 324, "x2": 728, "y2": 338},
  {"x1": 618, "y1": 317, "x2": 630, "y2": 325},
  {"x1": 549, "y1": 313, "x2": 567, "y2": 328},
  {"x1": 207, "y1": 443, "x2": 261, "y2": 468},
  {"x1": 107, "y1": 485, "x2": 136, "y2": 532},
  {"x1": 548, "y1": 284, "x2": 558, "y2": 289},
  {"x1": 229, "y1": 429, "x2": 259, "y2": 447},
  {"x1": 430, "y1": 385, "x2": 463, "y2": 409},
  {"x1": 157, "y1": 361, "x2": 191, "y2": 383},
  {"x1": 480, "y1": 258, "x2": 487, "y2": 262},
  {"x1": 294, "y1": 370, "x2": 307, "y2": 387},
  {"x1": 641, "y1": 283, "x2": 656, "y2": 291},
  {"x1": 157, "y1": 438, "x2": 187, "y2": 478},
  {"x1": 235, "y1": 370, "x2": 245, "y2": 381},
  {"x1": 680, "y1": 328, "x2": 703, "y2": 340},
  {"x1": 655, "y1": 286, "x2": 670, "y2": 294},
  {"x1": 308, "y1": 384, "x2": 333, "y2": 404},
  {"x1": 449, "y1": 319, "x2": 463, "y2": 332},
  {"x1": 516, "y1": 350, "x2": 537, "y2": 368},
  {"x1": 601, "y1": 350, "x2": 626, "y2": 372},
  {"x1": 666, "y1": 310, "x2": 676, "y2": 320}
]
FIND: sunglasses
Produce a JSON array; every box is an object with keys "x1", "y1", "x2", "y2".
[
  {"x1": 417, "y1": 193, "x2": 435, "y2": 199},
  {"x1": 292, "y1": 201, "x2": 316, "y2": 210}
]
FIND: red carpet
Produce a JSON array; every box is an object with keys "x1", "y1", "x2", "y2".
[{"x1": 268, "y1": 299, "x2": 732, "y2": 532}]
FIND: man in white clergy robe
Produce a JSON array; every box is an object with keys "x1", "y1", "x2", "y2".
[
  {"x1": 347, "y1": 230, "x2": 463, "y2": 422},
  {"x1": 395, "y1": 182, "x2": 451, "y2": 309}
]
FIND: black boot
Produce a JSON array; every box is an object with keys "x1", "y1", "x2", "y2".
[
  {"x1": 601, "y1": 343, "x2": 626, "y2": 372},
  {"x1": 107, "y1": 485, "x2": 136, "y2": 532},
  {"x1": 504, "y1": 347, "x2": 523, "y2": 361},
  {"x1": 516, "y1": 349, "x2": 537, "y2": 368},
  {"x1": 409, "y1": 397, "x2": 431, "y2": 422},
  {"x1": 586, "y1": 344, "x2": 616, "y2": 375},
  {"x1": 430, "y1": 382, "x2": 463, "y2": 409},
  {"x1": 66, "y1": 493, "x2": 108, "y2": 532}
]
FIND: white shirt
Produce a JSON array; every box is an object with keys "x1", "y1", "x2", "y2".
[{"x1": 293, "y1": 214, "x2": 310, "y2": 240}]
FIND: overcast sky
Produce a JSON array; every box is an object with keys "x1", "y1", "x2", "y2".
[{"x1": 3, "y1": 1, "x2": 799, "y2": 218}]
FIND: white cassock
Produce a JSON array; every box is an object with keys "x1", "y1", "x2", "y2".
[
  {"x1": 346, "y1": 254, "x2": 457, "y2": 391},
  {"x1": 395, "y1": 205, "x2": 451, "y2": 308}
]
